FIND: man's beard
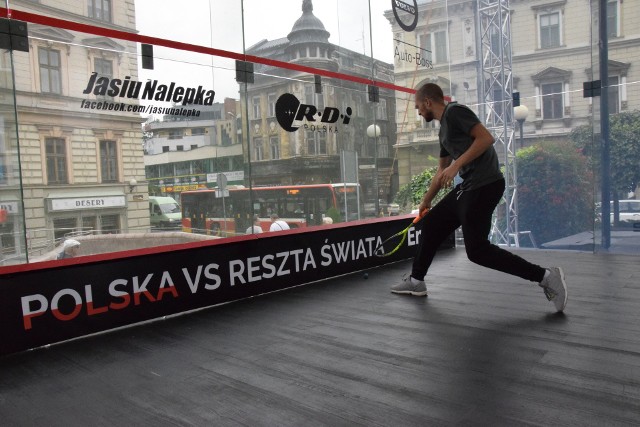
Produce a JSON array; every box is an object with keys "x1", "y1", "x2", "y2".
[{"x1": 423, "y1": 111, "x2": 434, "y2": 122}]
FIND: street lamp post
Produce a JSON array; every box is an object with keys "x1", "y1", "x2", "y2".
[
  {"x1": 367, "y1": 124, "x2": 381, "y2": 216},
  {"x1": 514, "y1": 105, "x2": 529, "y2": 150}
]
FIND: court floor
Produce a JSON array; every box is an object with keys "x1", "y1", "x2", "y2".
[{"x1": 0, "y1": 248, "x2": 638, "y2": 426}]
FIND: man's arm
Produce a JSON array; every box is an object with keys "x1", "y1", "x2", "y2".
[
  {"x1": 438, "y1": 122, "x2": 495, "y2": 187},
  {"x1": 419, "y1": 156, "x2": 452, "y2": 214}
]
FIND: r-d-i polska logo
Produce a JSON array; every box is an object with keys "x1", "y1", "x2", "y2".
[{"x1": 275, "y1": 93, "x2": 352, "y2": 133}]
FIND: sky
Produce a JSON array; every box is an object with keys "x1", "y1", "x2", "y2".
[{"x1": 133, "y1": 0, "x2": 396, "y2": 102}]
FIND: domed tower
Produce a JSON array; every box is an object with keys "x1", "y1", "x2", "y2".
[{"x1": 286, "y1": 0, "x2": 334, "y2": 64}]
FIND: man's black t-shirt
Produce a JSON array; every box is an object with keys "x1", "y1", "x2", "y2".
[{"x1": 439, "y1": 102, "x2": 503, "y2": 191}]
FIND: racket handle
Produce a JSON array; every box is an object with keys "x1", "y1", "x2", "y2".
[{"x1": 412, "y1": 208, "x2": 429, "y2": 224}]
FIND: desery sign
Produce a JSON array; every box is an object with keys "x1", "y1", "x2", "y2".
[{"x1": 0, "y1": 218, "x2": 429, "y2": 355}]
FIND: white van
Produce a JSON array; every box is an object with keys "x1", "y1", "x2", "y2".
[
  {"x1": 149, "y1": 196, "x2": 181, "y2": 229},
  {"x1": 597, "y1": 200, "x2": 640, "y2": 224},
  {"x1": 615, "y1": 200, "x2": 640, "y2": 224}
]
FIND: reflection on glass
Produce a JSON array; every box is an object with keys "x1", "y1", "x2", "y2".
[
  {"x1": 0, "y1": 0, "x2": 637, "y2": 266},
  {"x1": 180, "y1": 183, "x2": 361, "y2": 236}
]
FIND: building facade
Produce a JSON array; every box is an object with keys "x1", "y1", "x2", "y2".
[
  {"x1": 143, "y1": 100, "x2": 244, "y2": 200},
  {"x1": 243, "y1": 0, "x2": 399, "y2": 212},
  {"x1": 0, "y1": 0, "x2": 148, "y2": 261},
  {"x1": 388, "y1": 0, "x2": 640, "y2": 190}
]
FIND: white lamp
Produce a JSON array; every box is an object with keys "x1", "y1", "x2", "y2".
[
  {"x1": 514, "y1": 105, "x2": 529, "y2": 122},
  {"x1": 366, "y1": 124, "x2": 381, "y2": 138},
  {"x1": 514, "y1": 105, "x2": 529, "y2": 150}
]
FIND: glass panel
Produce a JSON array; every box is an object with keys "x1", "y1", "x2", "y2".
[{"x1": 0, "y1": 0, "x2": 637, "y2": 265}]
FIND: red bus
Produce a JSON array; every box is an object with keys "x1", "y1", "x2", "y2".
[{"x1": 180, "y1": 183, "x2": 361, "y2": 236}]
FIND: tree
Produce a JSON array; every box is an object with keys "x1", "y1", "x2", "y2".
[
  {"x1": 569, "y1": 110, "x2": 640, "y2": 201},
  {"x1": 517, "y1": 141, "x2": 594, "y2": 245}
]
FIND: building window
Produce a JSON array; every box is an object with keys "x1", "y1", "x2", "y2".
[
  {"x1": 191, "y1": 128, "x2": 205, "y2": 136},
  {"x1": 177, "y1": 145, "x2": 184, "y2": 151},
  {"x1": 88, "y1": 0, "x2": 112, "y2": 23},
  {"x1": 100, "y1": 140, "x2": 118, "y2": 183},
  {"x1": 607, "y1": 0, "x2": 619, "y2": 38},
  {"x1": 175, "y1": 161, "x2": 189, "y2": 176},
  {"x1": 94, "y1": 58, "x2": 113, "y2": 100},
  {"x1": 608, "y1": 75, "x2": 620, "y2": 114},
  {"x1": 306, "y1": 132, "x2": 326, "y2": 156},
  {"x1": 39, "y1": 48, "x2": 62, "y2": 94},
  {"x1": 376, "y1": 99, "x2": 387, "y2": 120},
  {"x1": 318, "y1": 133, "x2": 327, "y2": 155},
  {"x1": 360, "y1": 138, "x2": 369, "y2": 158},
  {"x1": 100, "y1": 214, "x2": 120, "y2": 234},
  {"x1": 304, "y1": 85, "x2": 314, "y2": 105},
  {"x1": 252, "y1": 96, "x2": 261, "y2": 119},
  {"x1": 45, "y1": 138, "x2": 67, "y2": 184},
  {"x1": 270, "y1": 136, "x2": 280, "y2": 160},
  {"x1": 418, "y1": 30, "x2": 447, "y2": 64},
  {"x1": 0, "y1": 129, "x2": 7, "y2": 185},
  {"x1": 82, "y1": 216, "x2": 97, "y2": 234},
  {"x1": 159, "y1": 164, "x2": 173, "y2": 176},
  {"x1": 378, "y1": 137, "x2": 389, "y2": 158},
  {"x1": 268, "y1": 93, "x2": 277, "y2": 117},
  {"x1": 53, "y1": 217, "x2": 77, "y2": 242},
  {"x1": 192, "y1": 160, "x2": 204, "y2": 174},
  {"x1": 162, "y1": 146, "x2": 169, "y2": 153},
  {"x1": 169, "y1": 129, "x2": 183, "y2": 140},
  {"x1": 434, "y1": 31, "x2": 448, "y2": 63},
  {"x1": 541, "y1": 82, "x2": 563, "y2": 119},
  {"x1": 306, "y1": 131, "x2": 316, "y2": 155},
  {"x1": 539, "y1": 12, "x2": 561, "y2": 49},
  {"x1": 418, "y1": 34, "x2": 433, "y2": 63},
  {"x1": 94, "y1": 58, "x2": 113, "y2": 78},
  {"x1": 0, "y1": 157, "x2": 7, "y2": 185},
  {"x1": 253, "y1": 137, "x2": 264, "y2": 160},
  {"x1": 354, "y1": 94, "x2": 364, "y2": 117}
]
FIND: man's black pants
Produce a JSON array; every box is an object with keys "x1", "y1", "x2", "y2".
[{"x1": 411, "y1": 178, "x2": 546, "y2": 283}]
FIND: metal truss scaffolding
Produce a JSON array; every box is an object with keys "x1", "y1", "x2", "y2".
[{"x1": 477, "y1": 0, "x2": 519, "y2": 246}]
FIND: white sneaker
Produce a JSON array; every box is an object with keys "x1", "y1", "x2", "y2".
[
  {"x1": 391, "y1": 275, "x2": 427, "y2": 296},
  {"x1": 539, "y1": 267, "x2": 568, "y2": 312}
]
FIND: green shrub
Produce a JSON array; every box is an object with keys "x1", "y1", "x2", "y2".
[
  {"x1": 394, "y1": 165, "x2": 450, "y2": 211},
  {"x1": 325, "y1": 206, "x2": 341, "y2": 223},
  {"x1": 517, "y1": 141, "x2": 594, "y2": 245}
]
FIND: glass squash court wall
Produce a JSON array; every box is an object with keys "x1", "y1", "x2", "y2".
[{"x1": 0, "y1": 0, "x2": 638, "y2": 266}]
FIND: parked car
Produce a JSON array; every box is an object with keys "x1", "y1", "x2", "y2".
[
  {"x1": 386, "y1": 203, "x2": 400, "y2": 216},
  {"x1": 364, "y1": 200, "x2": 401, "y2": 217}
]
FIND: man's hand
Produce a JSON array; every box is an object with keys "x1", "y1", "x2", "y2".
[{"x1": 439, "y1": 164, "x2": 459, "y2": 187}]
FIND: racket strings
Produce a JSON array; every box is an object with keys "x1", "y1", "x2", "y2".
[{"x1": 375, "y1": 229, "x2": 408, "y2": 257}]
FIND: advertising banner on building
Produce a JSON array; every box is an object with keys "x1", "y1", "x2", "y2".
[{"x1": 0, "y1": 217, "x2": 452, "y2": 356}]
